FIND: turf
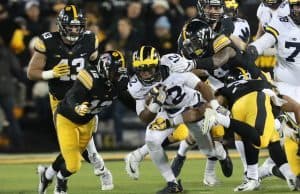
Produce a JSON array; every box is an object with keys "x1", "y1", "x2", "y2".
[{"x1": 0, "y1": 158, "x2": 291, "y2": 194}]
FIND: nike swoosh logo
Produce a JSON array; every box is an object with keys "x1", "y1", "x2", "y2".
[{"x1": 80, "y1": 53, "x2": 87, "y2": 57}]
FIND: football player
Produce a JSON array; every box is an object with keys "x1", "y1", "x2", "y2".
[
  {"x1": 256, "y1": 0, "x2": 290, "y2": 38},
  {"x1": 126, "y1": 45, "x2": 231, "y2": 194},
  {"x1": 42, "y1": 50, "x2": 127, "y2": 194},
  {"x1": 27, "y1": 5, "x2": 113, "y2": 193},
  {"x1": 248, "y1": 0, "x2": 300, "y2": 189}
]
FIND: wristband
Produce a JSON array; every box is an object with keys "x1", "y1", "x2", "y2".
[
  {"x1": 172, "y1": 114, "x2": 184, "y2": 126},
  {"x1": 210, "y1": 99, "x2": 219, "y2": 110},
  {"x1": 41, "y1": 70, "x2": 54, "y2": 80}
]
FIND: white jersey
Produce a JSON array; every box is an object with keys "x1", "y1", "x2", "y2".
[
  {"x1": 267, "y1": 16, "x2": 300, "y2": 85},
  {"x1": 256, "y1": 1, "x2": 290, "y2": 28},
  {"x1": 127, "y1": 71, "x2": 203, "y2": 116},
  {"x1": 232, "y1": 18, "x2": 251, "y2": 43}
]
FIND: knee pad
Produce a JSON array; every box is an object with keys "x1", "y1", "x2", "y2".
[
  {"x1": 171, "y1": 124, "x2": 189, "y2": 142},
  {"x1": 211, "y1": 125, "x2": 225, "y2": 139}
]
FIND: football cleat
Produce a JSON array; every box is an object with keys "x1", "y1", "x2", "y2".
[
  {"x1": 156, "y1": 179, "x2": 183, "y2": 194},
  {"x1": 37, "y1": 165, "x2": 52, "y2": 194},
  {"x1": 203, "y1": 172, "x2": 219, "y2": 187},
  {"x1": 54, "y1": 177, "x2": 68, "y2": 194},
  {"x1": 100, "y1": 168, "x2": 114, "y2": 190},
  {"x1": 125, "y1": 152, "x2": 141, "y2": 180},
  {"x1": 258, "y1": 158, "x2": 274, "y2": 180},
  {"x1": 286, "y1": 178, "x2": 297, "y2": 191},
  {"x1": 234, "y1": 178, "x2": 260, "y2": 192},
  {"x1": 171, "y1": 154, "x2": 186, "y2": 177}
]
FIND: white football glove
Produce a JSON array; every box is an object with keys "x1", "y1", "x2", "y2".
[{"x1": 202, "y1": 108, "x2": 217, "y2": 135}]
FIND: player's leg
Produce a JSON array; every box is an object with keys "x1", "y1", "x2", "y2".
[
  {"x1": 234, "y1": 140, "x2": 260, "y2": 192},
  {"x1": 146, "y1": 113, "x2": 183, "y2": 194},
  {"x1": 53, "y1": 113, "x2": 83, "y2": 194}
]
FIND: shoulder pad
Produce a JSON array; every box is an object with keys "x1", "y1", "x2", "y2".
[
  {"x1": 213, "y1": 34, "x2": 231, "y2": 53},
  {"x1": 34, "y1": 37, "x2": 46, "y2": 53},
  {"x1": 128, "y1": 76, "x2": 144, "y2": 100},
  {"x1": 77, "y1": 69, "x2": 93, "y2": 90}
]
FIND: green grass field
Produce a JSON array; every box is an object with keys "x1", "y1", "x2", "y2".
[{"x1": 0, "y1": 155, "x2": 292, "y2": 194}]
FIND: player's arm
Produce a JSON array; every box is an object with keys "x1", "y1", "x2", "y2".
[
  {"x1": 27, "y1": 37, "x2": 70, "y2": 80},
  {"x1": 137, "y1": 99, "x2": 158, "y2": 124},
  {"x1": 255, "y1": 21, "x2": 264, "y2": 39},
  {"x1": 247, "y1": 31, "x2": 277, "y2": 60}
]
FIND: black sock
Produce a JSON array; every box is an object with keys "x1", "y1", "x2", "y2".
[
  {"x1": 81, "y1": 149, "x2": 91, "y2": 163},
  {"x1": 268, "y1": 141, "x2": 287, "y2": 167},
  {"x1": 52, "y1": 154, "x2": 65, "y2": 172}
]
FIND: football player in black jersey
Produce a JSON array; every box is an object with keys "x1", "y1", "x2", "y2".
[
  {"x1": 44, "y1": 50, "x2": 128, "y2": 194},
  {"x1": 27, "y1": 5, "x2": 113, "y2": 193},
  {"x1": 201, "y1": 67, "x2": 297, "y2": 191}
]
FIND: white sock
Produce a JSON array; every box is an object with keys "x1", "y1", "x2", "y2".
[
  {"x1": 86, "y1": 137, "x2": 98, "y2": 154},
  {"x1": 133, "y1": 144, "x2": 149, "y2": 162},
  {"x1": 279, "y1": 163, "x2": 295, "y2": 180},
  {"x1": 214, "y1": 141, "x2": 226, "y2": 160},
  {"x1": 235, "y1": 140, "x2": 247, "y2": 173},
  {"x1": 247, "y1": 164, "x2": 258, "y2": 180},
  {"x1": 147, "y1": 142, "x2": 176, "y2": 183},
  {"x1": 57, "y1": 171, "x2": 67, "y2": 180},
  {"x1": 45, "y1": 166, "x2": 57, "y2": 180},
  {"x1": 216, "y1": 113, "x2": 230, "y2": 128},
  {"x1": 178, "y1": 140, "x2": 190, "y2": 157},
  {"x1": 86, "y1": 138, "x2": 104, "y2": 169},
  {"x1": 205, "y1": 158, "x2": 217, "y2": 175}
]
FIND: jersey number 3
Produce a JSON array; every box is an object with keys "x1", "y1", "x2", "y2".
[
  {"x1": 59, "y1": 58, "x2": 85, "y2": 81},
  {"x1": 285, "y1": 41, "x2": 300, "y2": 62}
]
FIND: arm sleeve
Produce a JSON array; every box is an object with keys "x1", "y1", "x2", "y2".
[{"x1": 250, "y1": 32, "x2": 277, "y2": 55}]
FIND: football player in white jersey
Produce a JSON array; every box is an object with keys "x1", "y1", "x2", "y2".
[
  {"x1": 126, "y1": 45, "x2": 231, "y2": 194},
  {"x1": 256, "y1": 0, "x2": 290, "y2": 38},
  {"x1": 248, "y1": 0, "x2": 300, "y2": 189}
]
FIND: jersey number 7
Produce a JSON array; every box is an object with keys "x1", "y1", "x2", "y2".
[{"x1": 285, "y1": 41, "x2": 300, "y2": 62}]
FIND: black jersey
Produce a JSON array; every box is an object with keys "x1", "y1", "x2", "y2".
[
  {"x1": 216, "y1": 79, "x2": 273, "y2": 108},
  {"x1": 34, "y1": 31, "x2": 98, "y2": 100},
  {"x1": 57, "y1": 65, "x2": 122, "y2": 124}
]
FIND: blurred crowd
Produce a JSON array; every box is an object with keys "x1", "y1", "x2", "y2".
[{"x1": 0, "y1": 0, "x2": 261, "y2": 152}]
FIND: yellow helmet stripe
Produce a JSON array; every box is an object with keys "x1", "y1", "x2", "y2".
[
  {"x1": 116, "y1": 50, "x2": 125, "y2": 68},
  {"x1": 132, "y1": 58, "x2": 159, "y2": 68},
  {"x1": 150, "y1": 47, "x2": 155, "y2": 61},
  {"x1": 289, "y1": 0, "x2": 300, "y2": 4},
  {"x1": 182, "y1": 23, "x2": 187, "y2": 40},
  {"x1": 71, "y1": 5, "x2": 78, "y2": 19},
  {"x1": 140, "y1": 46, "x2": 145, "y2": 62}
]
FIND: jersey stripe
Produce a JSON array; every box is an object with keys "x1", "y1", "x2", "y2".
[
  {"x1": 213, "y1": 35, "x2": 231, "y2": 53},
  {"x1": 264, "y1": 26, "x2": 279, "y2": 43},
  {"x1": 77, "y1": 70, "x2": 93, "y2": 90}
]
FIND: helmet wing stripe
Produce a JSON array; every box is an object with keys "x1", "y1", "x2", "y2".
[{"x1": 71, "y1": 5, "x2": 78, "y2": 19}]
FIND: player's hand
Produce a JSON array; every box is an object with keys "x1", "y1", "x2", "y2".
[
  {"x1": 149, "y1": 117, "x2": 171, "y2": 131},
  {"x1": 210, "y1": 100, "x2": 230, "y2": 116},
  {"x1": 202, "y1": 108, "x2": 217, "y2": 134},
  {"x1": 262, "y1": 89, "x2": 287, "y2": 106},
  {"x1": 282, "y1": 123, "x2": 298, "y2": 141},
  {"x1": 74, "y1": 102, "x2": 89, "y2": 116},
  {"x1": 149, "y1": 84, "x2": 167, "y2": 106},
  {"x1": 53, "y1": 63, "x2": 70, "y2": 78}
]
